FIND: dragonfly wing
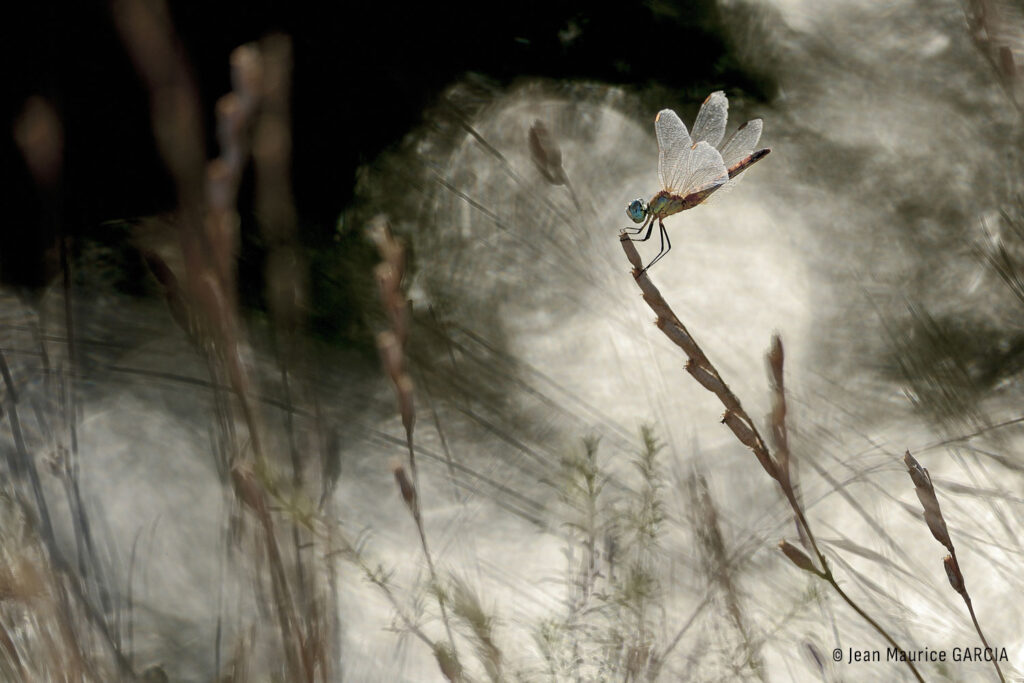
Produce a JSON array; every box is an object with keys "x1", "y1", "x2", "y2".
[
  {"x1": 719, "y1": 118, "x2": 763, "y2": 168},
  {"x1": 709, "y1": 118, "x2": 765, "y2": 200},
  {"x1": 690, "y1": 91, "x2": 728, "y2": 148},
  {"x1": 656, "y1": 109, "x2": 693, "y2": 192},
  {"x1": 676, "y1": 140, "x2": 728, "y2": 197}
]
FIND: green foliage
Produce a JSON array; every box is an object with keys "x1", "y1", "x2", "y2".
[{"x1": 540, "y1": 426, "x2": 670, "y2": 681}]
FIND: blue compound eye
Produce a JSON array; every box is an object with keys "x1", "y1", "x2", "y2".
[{"x1": 626, "y1": 198, "x2": 647, "y2": 223}]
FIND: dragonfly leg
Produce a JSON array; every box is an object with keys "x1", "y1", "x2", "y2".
[
  {"x1": 639, "y1": 219, "x2": 671, "y2": 274},
  {"x1": 623, "y1": 215, "x2": 654, "y2": 240}
]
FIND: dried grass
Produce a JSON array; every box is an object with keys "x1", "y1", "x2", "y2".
[
  {"x1": 5, "y1": 3, "x2": 1023, "y2": 680},
  {"x1": 620, "y1": 234, "x2": 926, "y2": 682},
  {"x1": 904, "y1": 450, "x2": 1005, "y2": 682}
]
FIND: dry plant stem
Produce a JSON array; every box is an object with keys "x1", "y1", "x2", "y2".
[
  {"x1": 112, "y1": 6, "x2": 318, "y2": 680},
  {"x1": 248, "y1": 35, "x2": 325, "y2": 675},
  {"x1": 253, "y1": 34, "x2": 306, "y2": 342},
  {"x1": 904, "y1": 451, "x2": 1006, "y2": 683},
  {"x1": 399, "y1": 412, "x2": 461, "y2": 664},
  {"x1": 965, "y1": 0, "x2": 1024, "y2": 117},
  {"x1": 619, "y1": 235, "x2": 924, "y2": 683},
  {"x1": 964, "y1": 596, "x2": 1004, "y2": 682},
  {"x1": 13, "y1": 98, "x2": 135, "y2": 680},
  {"x1": 58, "y1": 203, "x2": 118, "y2": 639},
  {"x1": 266, "y1": 469, "x2": 443, "y2": 657},
  {"x1": 231, "y1": 464, "x2": 311, "y2": 680},
  {"x1": 371, "y1": 217, "x2": 460, "y2": 673}
]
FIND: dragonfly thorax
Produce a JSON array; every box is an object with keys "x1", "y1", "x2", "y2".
[{"x1": 647, "y1": 190, "x2": 686, "y2": 219}]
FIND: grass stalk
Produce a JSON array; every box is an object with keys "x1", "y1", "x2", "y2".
[
  {"x1": 619, "y1": 234, "x2": 925, "y2": 682},
  {"x1": 370, "y1": 216, "x2": 462, "y2": 679},
  {"x1": 904, "y1": 451, "x2": 1006, "y2": 683}
]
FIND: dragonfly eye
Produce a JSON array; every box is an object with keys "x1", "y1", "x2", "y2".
[{"x1": 626, "y1": 198, "x2": 647, "y2": 223}]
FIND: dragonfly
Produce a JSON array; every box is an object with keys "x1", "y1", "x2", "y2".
[{"x1": 623, "y1": 91, "x2": 770, "y2": 272}]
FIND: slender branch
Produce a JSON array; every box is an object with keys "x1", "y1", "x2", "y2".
[
  {"x1": 825, "y1": 577, "x2": 922, "y2": 681},
  {"x1": 372, "y1": 217, "x2": 461, "y2": 678},
  {"x1": 904, "y1": 451, "x2": 1005, "y2": 683},
  {"x1": 619, "y1": 234, "x2": 924, "y2": 682}
]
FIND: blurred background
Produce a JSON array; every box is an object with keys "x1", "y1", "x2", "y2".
[{"x1": 4, "y1": 0, "x2": 1024, "y2": 680}]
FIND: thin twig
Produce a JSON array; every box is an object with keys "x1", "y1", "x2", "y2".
[
  {"x1": 619, "y1": 234, "x2": 924, "y2": 682},
  {"x1": 904, "y1": 451, "x2": 1005, "y2": 683},
  {"x1": 371, "y1": 216, "x2": 462, "y2": 679}
]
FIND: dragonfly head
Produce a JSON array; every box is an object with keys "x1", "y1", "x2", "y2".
[{"x1": 626, "y1": 198, "x2": 648, "y2": 224}]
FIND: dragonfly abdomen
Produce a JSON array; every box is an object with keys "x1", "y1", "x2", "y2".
[{"x1": 728, "y1": 148, "x2": 770, "y2": 179}]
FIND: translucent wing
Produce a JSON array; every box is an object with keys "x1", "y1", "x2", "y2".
[
  {"x1": 676, "y1": 140, "x2": 728, "y2": 196},
  {"x1": 690, "y1": 91, "x2": 728, "y2": 148},
  {"x1": 711, "y1": 118, "x2": 765, "y2": 199},
  {"x1": 655, "y1": 109, "x2": 692, "y2": 192},
  {"x1": 719, "y1": 118, "x2": 762, "y2": 169}
]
